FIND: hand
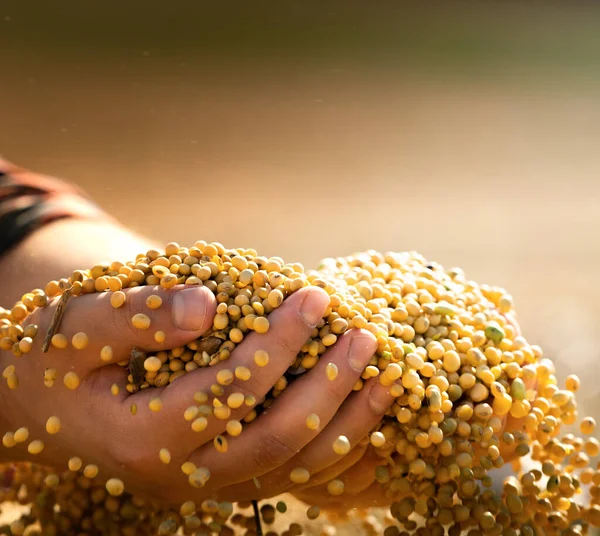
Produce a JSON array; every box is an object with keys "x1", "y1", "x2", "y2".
[
  {"x1": 208, "y1": 361, "x2": 397, "y2": 503},
  {"x1": 0, "y1": 283, "x2": 395, "y2": 508}
]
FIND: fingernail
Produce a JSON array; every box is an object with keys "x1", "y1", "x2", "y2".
[
  {"x1": 172, "y1": 287, "x2": 211, "y2": 331},
  {"x1": 348, "y1": 334, "x2": 377, "y2": 372},
  {"x1": 369, "y1": 382, "x2": 395, "y2": 415},
  {"x1": 299, "y1": 288, "x2": 329, "y2": 327}
]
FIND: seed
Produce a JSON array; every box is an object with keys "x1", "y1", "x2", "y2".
[
  {"x1": 307, "y1": 506, "x2": 320, "y2": 520},
  {"x1": 290, "y1": 468, "x2": 310, "y2": 484},
  {"x1": 327, "y1": 479, "x2": 344, "y2": 495},
  {"x1": 510, "y1": 378, "x2": 527, "y2": 400},
  {"x1": 333, "y1": 435, "x2": 351, "y2": 455},
  {"x1": 71, "y1": 332, "x2": 89, "y2": 350},
  {"x1": 144, "y1": 356, "x2": 162, "y2": 372},
  {"x1": 63, "y1": 372, "x2": 80, "y2": 390},
  {"x1": 181, "y1": 462, "x2": 197, "y2": 475},
  {"x1": 6, "y1": 373, "x2": 18, "y2": 389},
  {"x1": 2, "y1": 432, "x2": 16, "y2": 448},
  {"x1": 581, "y1": 417, "x2": 596, "y2": 435},
  {"x1": 214, "y1": 435, "x2": 228, "y2": 453},
  {"x1": 227, "y1": 392, "x2": 245, "y2": 409},
  {"x1": 45, "y1": 474, "x2": 60, "y2": 488},
  {"x1": 254, "y1": 349, "x2": 269, "y2": 367},
  {"x1": 276, "y1": 501, "x2": 288, "y2": 513},
  {"x1": 443, "y1": 350, "x2": 461, "y2": 373},
  {"x1": 234, "y1": 366, "x2": 251, "y2": 380},
  {"x1": 9, "y1": 520, "x2": 25, "y2": 535},
  {"x1": 322, "y1": 333, "x2": 337, "y2": 346},
  {"x1": 159, "y1": 448, "x2": 171, "y2": 464},
  {"x1": 18, "y1": 337, "x2": 32, "y2": 353},
  {"x1": 226, "y1": 420, "x2": 242, "y2": 436},
  {"x1": 51, "y1": 333, "x2": 68, "y2": 349},
  {"x1": 83, "y1": 464, "x2": 98, "y2": 478},
  {"x1": 110, "y1": 291, "x2": 126, "y2": 308},
  {"x1": 194, "y1": 391, "x2": 208, "y2": 404},
  {"x1": 192, "y1": 417, "x2": 208, "y2": 432},
  {"x1": 584, "y1": 438, "x2": 599, "y2": 457},
  {"x1": 217, "y1": 369, "x2": 234, "y2": 386},
  {"x1": 184, "y1": 406, "x2": 199, "y2": 421},
  {"x1": 384, "y1": 362, "x2": 403, "y2": 380},
  {"x1": 100, "y1": 345, "x2": 113, "y2": 362},
  {"x1": 189, "y1": 467, "x2": 210, "y2": 488},
  {"x1": 27, "y1": 440, "x2": 44, "y2": 455},
  {"x1": 214, "y1": 405, "x2": 231, "y2": 420},
  {"x1": 370, "y1": 431, "x2": 386, "y2": 448},
  {"x1": 146, "y1": 295, "x2": 163, "y2": 309},
  {"x1": 46, "y1": 416, "x2": 61, "y2": 435},
  {"x1": 326, "y1": 363, "x2": 339, "y2": 381},
  {"x1": 14, "y1": 427, "x2": 29, "y2": 443},
  {"x1": 68, "y1": 457, "x2": 82, "y2": 471},
  {"x1": 180, "y1": 500, "x2": 196, "y2": 517},
  {"x1": 106, "y1": 478, "x2": 125, "y2": 496},
  {"x1": 306, "y1": 413, "x2": 321, "y2": 430},
  {"x1": 253, "y1": 317, "x2": 270, "y2": 334},
  {"x1": 110, "y1": 383, "x2": 120, "y2": 396},
  {"x1": 132, "y1": 313, "x2": 151, "y2": 330},
  {"x1": 154, "y1": 331, "x2": 166, "y2": 343},
  {"x1": 158, "y1": 519, "x2": 177, "y2": 535},
  {"x1": 149, "y1": 397, "x2": 163, "y2": 412},
  {"x1": 492, "y1": 393, "x2": 513, "y2": 416},
  {"x1": 484, "y1": 322, "x2": 505, "y2": 344},
  {"x1": 210, "y1": 383, "x2": 224, "y2": 396},
  {"x1": 434, "y1": 302, "x2": 457, "y2": 316},
  {"x1": 130, "y1": 403, "x2": 137, "y2": 415},
  {"x1": 565, "y1": 374, "x2": 580, "y2": 392}
]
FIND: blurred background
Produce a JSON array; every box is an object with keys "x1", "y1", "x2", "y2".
[{"x1": 1, "y1": 0, "x2": 599, "y2": 476}]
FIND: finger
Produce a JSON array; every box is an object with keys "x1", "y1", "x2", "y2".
[
  {"x1": 294, "y1": 443, "x2": 368, "y2": 489},
  {"x1": 32, "y1": 285, "x2": 216, "y2": 369},
  {"x1": 295, "y1": 480, "x2": 392, "y2": 511},
  {"x1": 336, "y1": 451, "x2": 382, "y2": 494},
  {"x1": 242, "y1": 376, "x2": 395, "y2": 495},
  {"x1": 211, "y1": 443, "x2": 370, "y2": 503},
  {"x1": 125, "y1": 286, "x2": 331, "y2": 450},
  {"x1": 190, "y1": 329, "x2": 377, "y2": 487},
  {"x1": 280, "y1": 377, "x2": 396, "y2": 476}
]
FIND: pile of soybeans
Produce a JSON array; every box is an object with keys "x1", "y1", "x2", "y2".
[{"x1": 0, "y1": 242, "x2": 599, "y2": 536}]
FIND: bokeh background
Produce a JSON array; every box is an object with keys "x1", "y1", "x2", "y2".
[{"x1": 2, "y1": 0, "x2": 600, "y2": 531}]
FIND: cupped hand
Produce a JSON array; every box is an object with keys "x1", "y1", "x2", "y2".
[{"x1": 0, "y1": 284, "x2": 397, "y2": 509}]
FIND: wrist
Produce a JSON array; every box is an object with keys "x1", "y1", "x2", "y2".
[{"x1": 0, "y1": 218, "x2": 157, "y2": 305}]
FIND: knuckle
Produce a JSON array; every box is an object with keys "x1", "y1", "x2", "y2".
[
  {"x1": 325, "y1": 372, "x2": 355, "y2": 401},
  {"x1": 272, "y1": 326, "x2": 305, "y2": 358},
  {"x1": 253, "y1": 431, "x2": 301, "y2": 471}
]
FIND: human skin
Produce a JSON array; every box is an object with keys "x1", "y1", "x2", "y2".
[{"x1": 0, "y1": 216, "x2": 397, "y2": 507}]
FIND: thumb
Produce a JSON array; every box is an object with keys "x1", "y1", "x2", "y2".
[{"x1": 34, "y1": 284, "x2": 217, "y2": 367}]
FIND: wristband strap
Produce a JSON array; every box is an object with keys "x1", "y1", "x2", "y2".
[{"x1": 0, "y1": 159, "x2": 108, "y2": 258}]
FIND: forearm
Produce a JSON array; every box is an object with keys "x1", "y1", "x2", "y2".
[{"x1": 0, "y1": 218, "x2": 157, "y2": 306}]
